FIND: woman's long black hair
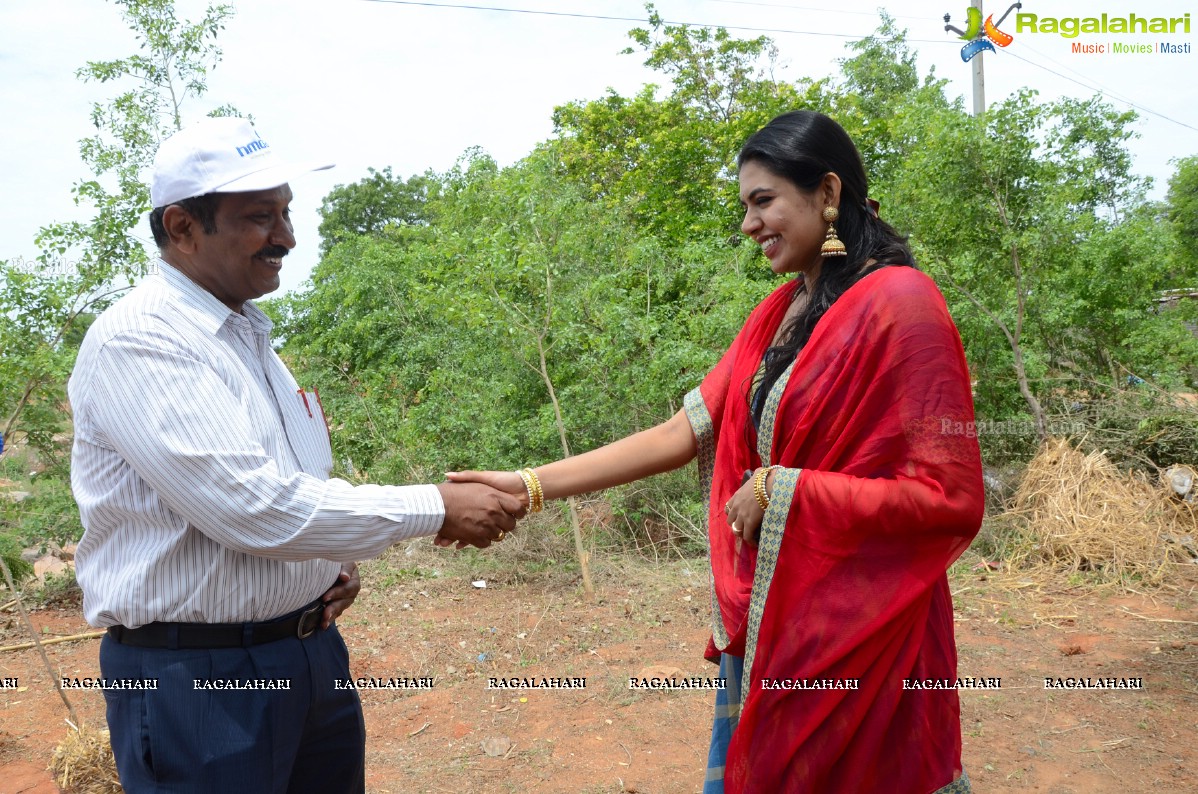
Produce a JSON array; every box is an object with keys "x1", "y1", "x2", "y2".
[{"x1": 739, "y1": 110, "x2": 915, "y2": 431}]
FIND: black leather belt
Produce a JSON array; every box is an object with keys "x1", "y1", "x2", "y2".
[{"x1": 107, "y1": 600, "x2": 325, "y2": 649}]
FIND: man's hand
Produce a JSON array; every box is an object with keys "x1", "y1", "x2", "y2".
[
  {"x1": 320, "y1": 562, "x2": 360, "y2": 629},
  {"x1": 433, "y1": 482, "x2": 525, "y2": 549}
]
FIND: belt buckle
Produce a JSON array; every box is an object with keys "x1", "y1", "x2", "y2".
[{"x1": 297, "y1": 603, "x2": 323, "y2": 639}]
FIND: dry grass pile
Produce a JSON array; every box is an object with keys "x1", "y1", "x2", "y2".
[
  {"x1": 1002, "y1": 437, "x2": 1198, "y2": 585},
  {"x1": 49, "y1": 722, "x2": 121, "y2": 794}
]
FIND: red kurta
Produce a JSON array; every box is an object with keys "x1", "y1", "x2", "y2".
[{"x1": 686, "y1": 266, "x2": 984, "y2": 793}]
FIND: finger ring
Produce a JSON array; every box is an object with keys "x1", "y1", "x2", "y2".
[
  {"x1": 496, "y1": 530, "x2": 506, "y2": 541},
  {"x1": 731, "y1": 522, "x2": 742, "y2": 535}
]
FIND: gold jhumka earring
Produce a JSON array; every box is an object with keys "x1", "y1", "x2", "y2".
[{"x1": 820, "y1": 206, "x2": 847, "y2": 258}]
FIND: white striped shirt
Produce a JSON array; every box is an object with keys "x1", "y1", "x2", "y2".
[{"x1": 69, "y1": 260, "x2": 444, "y2": 628}]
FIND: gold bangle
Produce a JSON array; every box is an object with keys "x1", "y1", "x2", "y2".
[
  {"x1": 517, "y1": 467, "x2": 544, "y2": 513},
  {"x1": 515, "y1": 469, "x2": 532, "y2": 511},
  {"x1": 530, "y1": 469, "x2": 544, "y2": 512},
  {"x1": 753, "y1": 465, "x2": 780, "y2": 511},
  {"x1": 527, "y1": 468, "x2": 544, "y2": 512}
]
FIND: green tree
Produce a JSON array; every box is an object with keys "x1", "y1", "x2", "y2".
[
  {"x1": 1167, "y1": 155, "x2": 1198, "y2": 263},
  {"x1": 272, "y1": 10, "x2": 1198, "y2": 540},
  {"x1": 1, "y1": 0, "x2": 235, "y2": 581},
  {"x1": 1, "y1": 0, "x2": 234, "y2": 464},
  {"x1": 833, "y1": 12, "x2": 956, "y2": 190},
  {"x1": 551, "y1": 4, "x2": 817, "y2": 243},
  {"x1": 316, "y1": 167, "x2": 441, "y2": 255},
  {"x1": 891, "y1": 89, "x2": 1197, "y2": 457}
]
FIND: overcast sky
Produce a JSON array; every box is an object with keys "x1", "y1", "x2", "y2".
[{"x1": 2, "y1": 0, "x2": 1196, "y2": 295}]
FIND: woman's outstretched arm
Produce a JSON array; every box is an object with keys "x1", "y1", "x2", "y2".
[{"x1": 446, "y1": 407, "x2": 698, "y2": 504}]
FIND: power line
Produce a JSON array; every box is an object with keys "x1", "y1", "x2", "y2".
[
  {"x1": 704, "y1": 0, "x2": 928, "y2": 22},
  {"x1": 356, "y1": 0, "x2": 949, "y2": 41},
  {"x1": 1005, "y1": 39, "x2": 1141, "y2": 110},
  {"x1": 1002, "y1": 39, "x2": 1198, "y2": 136},
  {"x1": 997, "y1": 47, "x2": 1198, "y2": 134},
  {"x1": 358, "y1": 0, "x2": 1198, "y2": 134}
]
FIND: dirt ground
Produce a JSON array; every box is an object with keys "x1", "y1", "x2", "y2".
[{"x1": 1, "y1": 541, "x2": 1196, "y2": 794}]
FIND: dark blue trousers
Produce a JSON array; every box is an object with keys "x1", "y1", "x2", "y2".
[{"x1": 100, "y1": 624, "x2": 365, "y2": 793}]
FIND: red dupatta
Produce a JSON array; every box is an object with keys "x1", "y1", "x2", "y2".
[{"x1": 684, "y1": 266, "x2": 983, "y2": 793}]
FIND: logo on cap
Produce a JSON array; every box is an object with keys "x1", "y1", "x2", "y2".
[{"x1": 236, "y1": 133, "x2": 270, "y2": 158}]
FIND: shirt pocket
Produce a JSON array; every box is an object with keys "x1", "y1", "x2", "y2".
[{"x1": 287, "y1": 388, "x2": 335, "y2": 476}]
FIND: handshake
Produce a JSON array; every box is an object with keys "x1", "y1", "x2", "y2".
[{"x1": 432, "y1": 471, "x2": 531, "y2": 550}]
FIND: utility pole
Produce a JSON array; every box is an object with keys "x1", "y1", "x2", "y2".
[
  {"x1": 946, "y1": 1, "x2": 1021, "y2": 115},
  {"x1": 971, "y1": 0, "x2": 986, "y2": 115}
]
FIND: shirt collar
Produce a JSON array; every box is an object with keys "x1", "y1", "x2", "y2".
[{"x1": 155, "y1": 259, "x2": 274, "y2": 336}]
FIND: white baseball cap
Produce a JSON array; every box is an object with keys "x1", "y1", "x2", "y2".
[{"x1": 150, "y1": 116, "x2": 333, "y2": 207}]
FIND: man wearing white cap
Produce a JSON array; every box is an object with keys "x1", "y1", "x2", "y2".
[{"x1": 68, "y1": 116, "x2": 522, "y2": 793}]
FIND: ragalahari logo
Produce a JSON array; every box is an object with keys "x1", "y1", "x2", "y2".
[{"x1": 944, "y1": 3, "x2": 1023, "y2": 61}]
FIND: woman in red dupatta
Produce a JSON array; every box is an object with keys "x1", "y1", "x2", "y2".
[{"x1": 447, "y1": 111, "x2": 983, "y2": 793}]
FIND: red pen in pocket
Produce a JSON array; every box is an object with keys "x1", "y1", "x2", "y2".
[{"x1": 297, "y1": 389, "x2": 313, "y2": 418}]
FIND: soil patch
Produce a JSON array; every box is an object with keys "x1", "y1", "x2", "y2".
[{"x1": 2, "y1": 549, "x2": 1196, "y2": 793}]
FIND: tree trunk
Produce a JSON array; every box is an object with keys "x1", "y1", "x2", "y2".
[{"x1": 535, "y1": 335, "x2": 595, "y2": 599}]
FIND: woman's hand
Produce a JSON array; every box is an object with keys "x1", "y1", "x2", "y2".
[
  {"x1": 724, "y1": 467, "x2": 773, "y2": 547},
  {"x1": 445, "y1": 470, "x2": 527, "y2": 500}
]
